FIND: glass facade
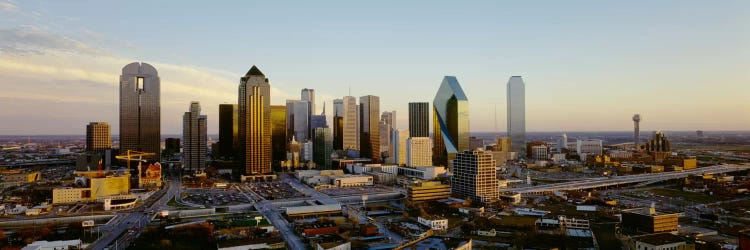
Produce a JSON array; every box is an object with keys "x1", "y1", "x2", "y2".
[
  {"x1": 432, "y1": 76, "x2": 469, "y2": 167},
  {"x1": 332, "y1": 99, "x2": 344, "y2": 150},
  {"x1": 270, "y1": 105, "x2": 287, "y2": 171},
  {"x1": 218, "y1": 104, "x2": 238, "y2": 158},
  {"x1": 408, "y1": 102, "x2": 429, "y2": 138},
  {"x1": 314, "y1": 127, "x2": 333, "y2": 169},
  {"x1": 507, "y1": 76, "x2": 526, "y2": 154},
  {"x1": 239, "y1": 66, "x2": 271, "y2": 175},
  {"x1": 119, "y1": 62, "x2": 161, "y2": 161}
]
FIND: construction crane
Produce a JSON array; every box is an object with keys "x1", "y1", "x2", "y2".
[{"x1": 115, "y1": 150, "x2": 155, "y2": 189}]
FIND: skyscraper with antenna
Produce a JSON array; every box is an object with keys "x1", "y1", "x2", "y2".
[{"x1": 633, "y1": 114, "x2": 641, "y2": 149}]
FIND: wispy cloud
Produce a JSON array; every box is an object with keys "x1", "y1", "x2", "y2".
[
  {"x1": 0, "y1": 0, "x2": 18, "y2": 12},
  {"x1": 0, "y1": 26, "x2": 293, "y2": 134},
  {"x1": 0, "y1": 25, "x2": 107, "y2": 55}
]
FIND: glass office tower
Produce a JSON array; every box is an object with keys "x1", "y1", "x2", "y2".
[
  {"x1": 238, "y1": 65, "x2": 271, "y2": 175},
  {"x1": 432, "y1": 76, "x2": 469, "y2": 167},
  {"x1": 507, "y1": 76, "x2": 526, "y2": 154},
  {"x1": 119, "y1": 62, "x2": 161, "y2": 161}
]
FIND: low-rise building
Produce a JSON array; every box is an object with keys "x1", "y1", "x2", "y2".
[
  {"x1": 622, "y1": 207, "x2": 679, "y2": 233},
  {"x1": 21, "y1": 240, "x2": 82, "y2": 250},
  {"x1": 397, "y1": 166, "x2": 446, "y2": 180},
  {"x1": 418, "y1": 215, "x2": 448, "y2": 231},
  {"x1": 630, "y1": 233, "x2": 691, "y2": 250},
  {"x1": 330, "y1": 175, "x2": 373, "y2": 187},
  {"x1": 407, "y1": 181, "x2": 451, "y2": 202}
]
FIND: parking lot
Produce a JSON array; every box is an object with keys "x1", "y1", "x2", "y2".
[
  {"x1": 246, "y1": 182, "x2": 306, "y2": 200},
  {"x1": 182, "y1": 188, "x2": 252, "y2": 207}
]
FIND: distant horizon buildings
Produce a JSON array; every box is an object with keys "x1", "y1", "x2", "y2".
[
  {"x1": 433, "y1": 76, "x2": 469, "y2": 167},
  {"x1": 408, "y1": 102, "x2": 429, "y2": 138},
  {"x1": 119, "y1": 62, "x2": 161, "y2": 161},
  {"x1": 239, "y1": 65, "x2": 272, "y2": 176},
  {"x1": 182, "y1": 101, "x2": 207, "y2": 172},
  {"x1": 507, "y1": 76, "x2": 526, "y2": 155}
]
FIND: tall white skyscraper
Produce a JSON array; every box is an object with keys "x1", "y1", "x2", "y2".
[
  {"x1": 342, "y1": 96, "x2": 358, "y2": 150},
  {"x1": 392, "y1": 129, "x2": 409, "y2": 166},
  {"x1": 507, "y1": 76, "x2": 526, "y2": 154},
  {"x1": 407, "y1": 137, "x2": 432, "y2": 167},
  {"x1": 183, "y1": 101, "x2": 207, "y2": 172}
]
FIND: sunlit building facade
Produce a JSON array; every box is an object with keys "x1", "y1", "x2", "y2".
[
  {"x1": 239, "y1": 65, "x2": 271, "y2": 175},
  {"x1": 271, "y1": 105, "x2": 287, "y2": 170},
  {"x1": 451, "y1": 150, "x2": 498, "y2": 204},
  {"x1": 86, "y1": 122, "x2": 111, "y2": 152},
  {"x1": 359, "y1": 95, "x2": 380, "y2": 162}
]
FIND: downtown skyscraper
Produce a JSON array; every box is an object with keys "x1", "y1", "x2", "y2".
[
  {"x1": 183, "y1": 101, "x2": 207, "y2": 172},
  {"x1": 301, "y1": 88, "x2": 315, "y2": 136},
  {"x1": 238, "y1": 66, "x2": 271, "y2": 175},
  {"x1": 507, "y1": 76, "x2": 526, "y2": 154},
  {"x1": 119, "y1": 62, "x2": 161, "y2": 161},
  {"x1": 218, "y1": 104, "x2": 238, "y2": 159},
  {"x1": 342, "y1": 96, "x2": 358, "y2": 150},
  {"x1": 359, "y1": 95, "x2": 380, "y2": 163},
  {"x1": 332, "y1": 99, "x2": 344, "y2": 150},
  {"x1": 380, "y1": 111, "x2": 396, "y2": 160},
  {"x1": 433, "y1": 76, "x2": 469, "y2": 167},
  {"x1": 86, "y1": 122, "x2": 111, "y2": 152},
  {"x1": 270, "y1": 105, "x2": 287, "y2": 171},
  {"x1": 408, "y1": 102, "x2": 429, "y2": 138},
  {"x1": 286, "y1": 100, "x2": 309, "y2": 142}
]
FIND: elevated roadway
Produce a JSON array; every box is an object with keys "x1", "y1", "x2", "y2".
[{"x1": 503, "y1": 164, "x2": 749, "y2": 195}]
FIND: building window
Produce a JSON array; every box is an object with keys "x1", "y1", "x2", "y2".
[{"x1": 136, "y1": 77, "x2": 144, "y2": 90}]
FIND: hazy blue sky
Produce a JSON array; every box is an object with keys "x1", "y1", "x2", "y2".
[{"x1": 0, "y1": 1, "x2": 748, "y2": 135}]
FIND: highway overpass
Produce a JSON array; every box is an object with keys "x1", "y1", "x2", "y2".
[{"x1": 502, "y1": 164, "x2": 749, "y2": 195}]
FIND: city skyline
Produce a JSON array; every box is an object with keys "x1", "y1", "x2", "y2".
[{"x1": 1, "y1": 1, "x2": 749, "y2": 135}]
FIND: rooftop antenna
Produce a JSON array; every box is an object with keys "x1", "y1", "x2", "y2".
[{"x1": 348, "y1": 85, "x2": 351, "y2": 96}]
